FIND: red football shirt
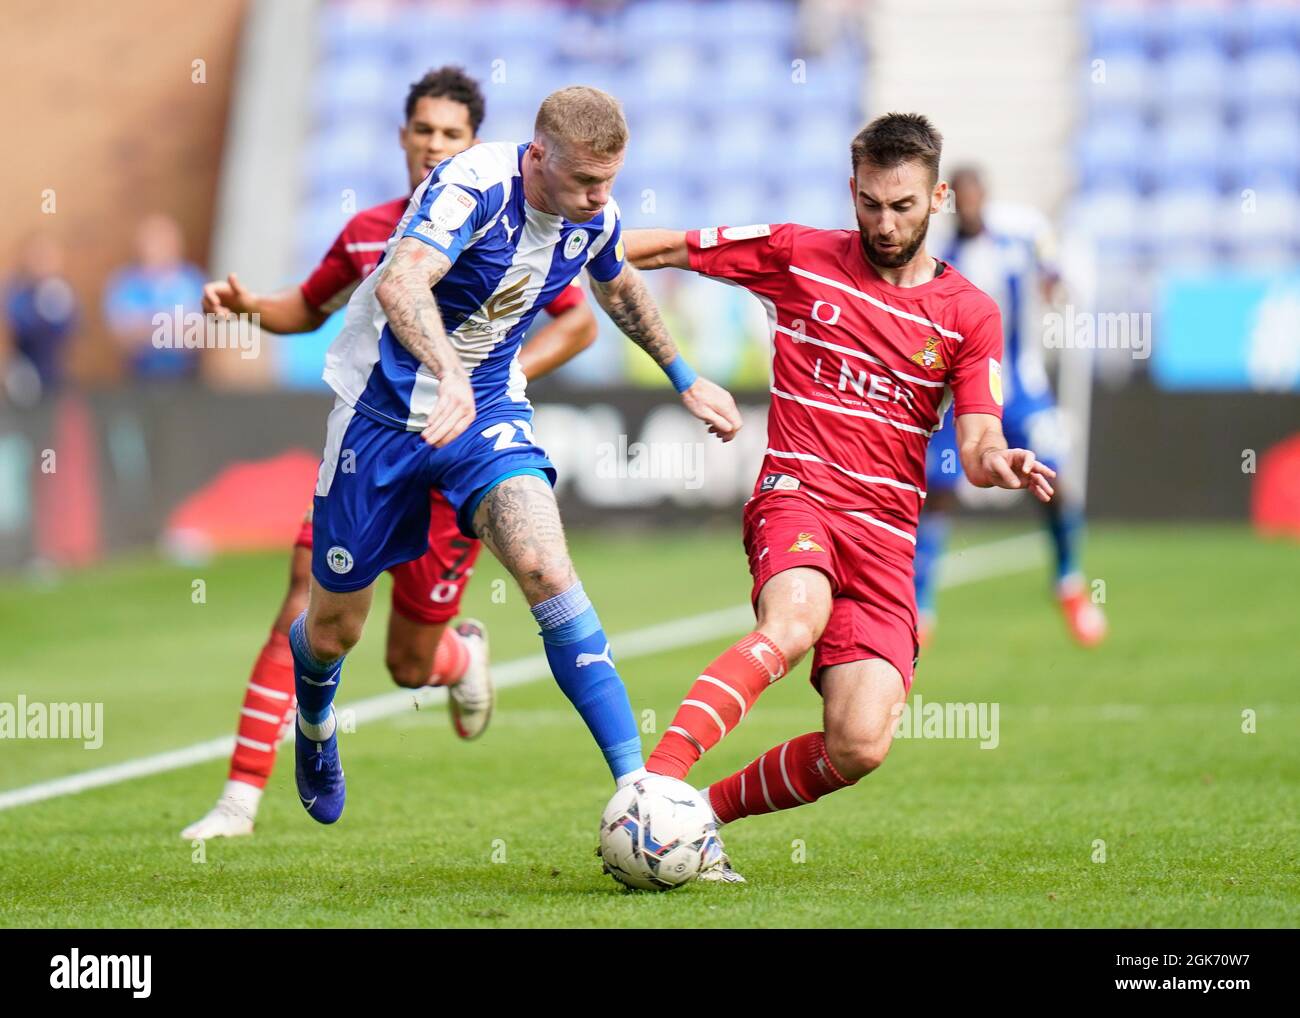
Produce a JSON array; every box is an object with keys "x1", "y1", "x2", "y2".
[
  {"x1": 687, "y1": 222, "x2": 1004, "y2": 549},
  {"x1": 300, "y1": 195, "x2": 585, "y2": 317}
]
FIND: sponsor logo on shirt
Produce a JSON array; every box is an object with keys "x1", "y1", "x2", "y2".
[
  {"x1": 483, "y1": 273, "x2": 533, "y2": 321},
  {"x1": 414, "y1": 219, "x2": 454, "y2": 248}
]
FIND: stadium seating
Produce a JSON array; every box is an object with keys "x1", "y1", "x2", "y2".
[
  {"x1": 1075, "y1": 1, "x2": 1300, "y2": 311},
  {"x1": 296, "y1": 0, "x2": 868, "y2": 281}
]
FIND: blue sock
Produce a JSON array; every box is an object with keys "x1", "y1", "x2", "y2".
[
  {"x1": 289, "y1": 612, "x2": 343, "y2": 725},
  {"x1": 532, "y1": 582, "x2": 643, "y2": 780},
  {"x1": 1045, "y1": 502, "x2": 1084, "y2": 586},
  {"x1": 914, "y1": 510, "x2": 949, "y2": 619}
]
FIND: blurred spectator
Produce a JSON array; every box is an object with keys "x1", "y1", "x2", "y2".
[
  {"x1": 2, "y1": 233, "x2": 78, "y2": 405},
  {"x1": 103, "y1": 214, "x2": 205, "y2": 380}
]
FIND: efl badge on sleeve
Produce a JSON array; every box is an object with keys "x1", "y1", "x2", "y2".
[{"x1": 989, "y1": 358, "x2": 1004, "y2": 406}]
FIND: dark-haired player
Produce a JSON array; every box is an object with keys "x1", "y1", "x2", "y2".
[
  {"x1": 184, "y1": 67, "x2": 598, "y2": 839},
  {"x1": 624, "y1": 113, "x2": 1054, "y2": 880}
]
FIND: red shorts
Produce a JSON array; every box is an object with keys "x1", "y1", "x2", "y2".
[
  {"x1": 741, "y1": 491, "x2": 918, "y2": 693},
  {"x1": 295, "y1": 492, "x2": 482, "y2": 625}
]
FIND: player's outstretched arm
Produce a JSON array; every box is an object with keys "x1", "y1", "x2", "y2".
[
  {"x1": 956, "y1": 412, "x2": 1056, "y2": 503},
  {"x1": 589, "y1": 263, "x2": 742, "y2": 442},
  {"x1": 202, "y1": 273, "x2": 328, "y2": 335},
  {"x1": 519, "y1": 302, "x2": 598, "y2": 382},
  {"x1": 621, "y1": 229, "x2": 690, "y2": 271},
  {"x1": 374, "y1": 236, "x2": 475, "y2": 447}
]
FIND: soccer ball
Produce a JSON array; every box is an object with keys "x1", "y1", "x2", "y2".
[{"x1": 599, "y1": 775, "x2": 718, "y2": 891}]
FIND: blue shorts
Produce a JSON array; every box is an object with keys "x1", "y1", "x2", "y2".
[
  {"x1": 311, "y1": 397, "x2": 555, "y2": 592},
  {"x1": 926, "y1": 390, "x2": 1067, "y2": 493}
]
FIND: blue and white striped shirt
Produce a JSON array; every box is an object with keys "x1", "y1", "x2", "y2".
[{"x1": 324, "y1": 141, "x2": 624, "y2": 430}]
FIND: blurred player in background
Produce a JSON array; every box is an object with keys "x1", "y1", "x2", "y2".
[
  {"x1": 290, "y1": 85, "x2": 741, "y2": 826},
  {"x1": 183, "y1": 68, "x2": 598, "y2": 840},
  {"x1": 626, "y1": 114, "x2": 1054, "y2": 880},
  {"x1": 104, "y1": 213, "x2": 206, "y2": 381},
  {"x1": 2, "y1": 233, "x2": 78, "y2": 404},
  {"x1": 915, "y1": 166, "x2": 1105, "y2": 647}
]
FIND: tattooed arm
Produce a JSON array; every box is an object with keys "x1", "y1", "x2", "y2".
[
  {"x1": 589, "y1": 263, "x2": 743, "y2": 443},
  {"x1": 374, "y1": 236, "x2": 475, "y2": 447},
  {"x1": 588, "y1": 262, "x2": 679, "y2": 369}
]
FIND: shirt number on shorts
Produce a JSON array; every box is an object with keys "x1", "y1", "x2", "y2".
[{"x1": 480, "y1": 419, "x2": 535, "y2": 451}]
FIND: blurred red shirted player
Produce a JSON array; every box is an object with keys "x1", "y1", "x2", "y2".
[
  {"x1": 623, "y1": 113, "x2": 1055, "y2": 881},
  {"x1": 184, "y1": 68, "x2": 597, "y2": 840}
]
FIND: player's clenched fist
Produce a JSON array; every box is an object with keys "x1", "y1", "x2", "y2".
[
  {"x1": 681, "y1": 377, "x2": 743, "y2": 443},
  {"x1": 421, "y1": 371, "x2": 476, "y2": 448},
  {"x1": 980, "y1": 447, "x2": 1056, "y2": 503}
]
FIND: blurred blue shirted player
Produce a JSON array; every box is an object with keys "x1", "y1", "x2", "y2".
[{"x1": 916, "y1": 166, "x2": 1106, "y2": 647}]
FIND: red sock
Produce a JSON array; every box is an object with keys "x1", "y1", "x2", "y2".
[
  {"x1": 707, "y1": 732, "x2": 854, "y2": 824},
  {"x1": 647, "y1": 632, "x2": 788, "y2": 779},
  {"x1": 229, "y1": 630, "x2": 297, "y2": 788},
  {"x1": 429, "y1": 627, "x2": 469, "y2": 686}
]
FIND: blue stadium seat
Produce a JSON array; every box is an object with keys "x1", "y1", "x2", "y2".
[
  {"x1": 315, "y1": 59, "x2": 391, "y2": 121},
  {"x1": 1085, "y1": 2, "x2": 1156, "y2": 53},
  {"x1": 623, "y1": 1, "x2": 701, "y2": 43},
  {"x1": 1083, "y1": 49, "x2": 1153, "y2": 111},
  {"x1": 1238, "y1": 46, "x2": 1300, "y2": 112},
  {"x1": 699, "y1": 0, "x2": 797, "y2": 43},
  {"x1": 616, "y1": 176, "x2": 692, "y2": 229},
  {"x1": 1155, "y1": 2, "x2": 1235, "y2": 52},
  {"x1": 1224, "y1": 186, "x2": 1300, "y2": 251},
  {"x1": 1065, "y1": 186, "x2": 1145, "y2": 253},
  {"x1": 1233, "y1": 111, "x2": 1300, "y2": 183},
  {"x1": 1235, "y1": 0, "x2": 1300, "y2": 50},
  {"x1": 1156, "y1": 45, "x2": 1229, "y2": 111},
  {"x1": 1152, "y1": 113, "x2": 1225, "y2": 187},
  {"x1": 1151, "y1": 184, "x2": 1220, "y2": 251},
  {"x1": 716, "y1": 46, "x2": 789, "y2": 104},
  {"x1": 702, "y1": 178, "x2": 774, "y2": 228},
  {"x1": 1078, "y1": 113, "x2": 1147, "y2": 189},
  {"x1": 785, "y1": 186, "x2": 851, "y2": 231},
  {"x1": 305, "y1": 121, "x2": 393, "y2": 181},
  {"x1": 318, "y1": 3, "x2": 401, "y2": 62},
  {"x1": 632, "y1": 43, "x2": 704, "y2": 101}
]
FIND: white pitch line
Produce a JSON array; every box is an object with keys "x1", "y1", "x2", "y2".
[{"x1": 0, "y1": 535, "x2": 1043, "y2": 813}]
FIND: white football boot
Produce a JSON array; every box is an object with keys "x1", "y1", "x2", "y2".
[
  {"x1": 180, "y1": 780, "x2": 260, "y2": 839},
  {"x1": 697, "y1": 830, "x2": 747, "y2": 884},
  {"x1": 447, "y1": 619, "x2": 494, "y2": 740}
]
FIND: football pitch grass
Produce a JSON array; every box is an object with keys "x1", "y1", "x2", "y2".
[{"x1": 0, "y1": 524, "x2": 1296, "y2": 928}]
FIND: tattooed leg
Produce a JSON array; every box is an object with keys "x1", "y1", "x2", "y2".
[
  {"x1": 472, "y1": 472, "x2": 643, "y2": 780},
  {"x1": 472, "y1": 473, "x2": 577, "y2": 605}
]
